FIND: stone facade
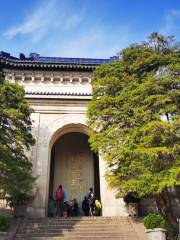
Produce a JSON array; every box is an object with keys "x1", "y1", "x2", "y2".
[{"x1": 0, "y1": 52, "x2": 127, "y2": 218}]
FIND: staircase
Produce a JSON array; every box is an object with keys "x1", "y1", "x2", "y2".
[{"x1": 14, "y1": 217, "x2": 143, "y2": 240}]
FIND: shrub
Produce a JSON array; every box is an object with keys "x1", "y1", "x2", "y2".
[
  {"x1": 143, "y1": 213, "x2": 166, "y2": 229},
  {"x1": 123, "y1": 192, "x2": 140, "y2": 203},
  {"x1": 0, "y1": 216, "x2": 12, "y2": 232}
]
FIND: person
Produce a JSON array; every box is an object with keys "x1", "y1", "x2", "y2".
[
  {"x1": 82, "y1": 196, "x2": 90, "y2": 216},
  {"x1": 55, "y1": 185, "x2": 66, "y2": 217},
  {"x1": 87, "y1": 187, "x2": 95, "y2": 216},
  {"x1": 93, "y1": 199, "x2": 102, "y2": 216},
  {"x1": 63, "y1": 201, "x2": 70, "y2": 218},
  {"x1": 69, "y1": 200, "x2": 74, "y2": 216},
  {"x1": 64, "y1": 201, "x2": 71, "y2": 217},
  {"x1": 71, "y1": 199, "x2": 78, "y2": 216},
  {"x1": 48, "y1": 196, "x2": 55, "y2": 217}
]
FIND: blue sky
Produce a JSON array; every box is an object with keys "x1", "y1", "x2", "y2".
[{"x1": 0, "y1": 0, "x2": 180, "y2": 58}]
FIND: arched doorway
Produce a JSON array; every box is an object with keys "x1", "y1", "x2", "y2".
[{"x1": 48, "y1": 129, "x2": 100, "y2": 215}]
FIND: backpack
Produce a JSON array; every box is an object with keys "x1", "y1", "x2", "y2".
[{"x1": 56, "y1": 188, "x2": 63, "y2": 200}]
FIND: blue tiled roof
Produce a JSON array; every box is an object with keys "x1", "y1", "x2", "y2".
[
  {"x1": 32, "y1": 57, "x2": 112, "y2": 65},
  {"x1": 0, "y1": 51, "x2": 119, "y2": 65}
]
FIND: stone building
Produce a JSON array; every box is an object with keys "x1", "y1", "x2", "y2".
[{"x1": 0, "y1": 51, "x2": 128, "y2": 218}]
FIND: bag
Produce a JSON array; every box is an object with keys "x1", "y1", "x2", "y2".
[{"x1": 56, "y1": 189, "x2": 63, "y2": 200}]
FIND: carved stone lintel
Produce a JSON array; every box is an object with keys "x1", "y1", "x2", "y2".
[{"x1": 5, "y1": 70, "x2": 92, "y2": 87}]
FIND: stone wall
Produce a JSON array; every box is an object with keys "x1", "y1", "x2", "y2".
[
  {"x1": 0, "y1": 232, "x2": 7, "y2": 239},
  {"x1": 139, "y1": 198, "x2": 158, "y2": 216},
  {"x1": 139, "y1": 195, "x2": 180, "y2": 218}
]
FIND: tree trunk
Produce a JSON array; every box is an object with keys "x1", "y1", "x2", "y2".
[
  {"x1": 173, "y1": 185, "x2": 180, "y2": 202},
  {"x1": 155, "y1": 188, "x2": 178, "y2": 231}
]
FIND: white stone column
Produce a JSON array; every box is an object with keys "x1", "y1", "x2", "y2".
[
  {"x1": 28, "y1": 145, "x2": 50, "y2": 218},
  {"x1": 27, "y1": 113, "x2": 51, "y2": 218},
  {"x1": 99, "y1": 155, "x2": 128, "y2": 216}
]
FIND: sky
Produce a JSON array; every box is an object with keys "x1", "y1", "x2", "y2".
[{"x1": 0, "y1": 0, "x2": 180, "y2": 58}]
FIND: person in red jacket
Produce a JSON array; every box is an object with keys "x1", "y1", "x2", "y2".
[{"x1": 55, "y1": 185, "x2": 66, "y2": 217}]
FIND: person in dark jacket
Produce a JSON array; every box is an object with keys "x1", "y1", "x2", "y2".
[
  {"x1": 87, "y1": 188, "x2": 95, "y2": 216},
  {"x1": 82, "y1": 196, "x2": 90, "y2": 216},
  {"x1": 48, "y1": 196, "x2": 55, "y2": 217},
  {"x1": 71, "y1": 198, "x2": 78, "y2": 216}
]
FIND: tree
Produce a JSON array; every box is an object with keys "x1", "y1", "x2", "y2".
[
  {"x1": 0, "y1": 73, "x2": 35, "y2": 203},
  {"x1": 88, "y1": 33, "x2": 180, "y2": 229}
]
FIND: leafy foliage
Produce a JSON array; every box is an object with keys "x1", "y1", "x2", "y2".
[
  {"x1": 88, "y1": 33, "x2": 180, "y2": 228},
  {"x1": 0, "y1": 216, "x2": 12, "y2": 232},
  {"x1": 143, "y1": 213, "x2": 166, "y2": 229},
  {"x1": 0, "y1": 73, "x2": 35, "y2": 202}
]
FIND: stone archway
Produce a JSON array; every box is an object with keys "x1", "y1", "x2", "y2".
[
  {"x1": 48, "y1": 130, "x2": 100, "y2": 215},
  {"x1": 31, "y1": 115, "x2": 90, "y2": 217},
  {"x1": 29, "y1": 114, "x2": 128, "y2": 218}
]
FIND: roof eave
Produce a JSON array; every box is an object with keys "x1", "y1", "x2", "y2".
[{"x1": 0, "y1": 59, "x2": 98, "y2": 71}]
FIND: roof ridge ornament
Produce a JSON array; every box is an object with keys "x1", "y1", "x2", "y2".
[{"x1": 29, "y1": 53, "x2": 40, "y2": 59}]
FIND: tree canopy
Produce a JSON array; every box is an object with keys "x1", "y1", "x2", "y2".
[
  {"x1": 88, "y1": 33, "x2": 180, "y2": 228},
  {"x1": 0, "y1": 73, "x2": 35, "y2": 202}
]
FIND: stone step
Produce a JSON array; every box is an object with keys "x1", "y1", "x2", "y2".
[
  {"x1": 15, "y1": 232, "x2": 139, "y2": 239},
  {"x1": 18, "y1": 226, "x2": 131, "y2": 231},
  {"x1": 24, "y1": 217, "x2": 127, "y2": 220},
  {"x1": 17, "y1": 226, "x2": 133, "y2": 231},
  {"x1": 15, "y1": 236, "x2": 139, "y2": 240},
  {"x1": 16, "y1": 232, "x2": 137, "y2": 236},
  {"x1": 18, "y1": 223, "x2": 130, "y2": 228},
  {"x1": 18, "y1": 224, "x2": 130, "y2": 229},
  {"x1": 18, "y1": 226, "x2": 133, "y2": 231},
  {"x1": 14, "y1": 217, "x2": 141, "y2": 240},
  {"x1": 19, "y1": 221, "x2": 130, "y2": 225},
  {"x1": 19, "y1": 219, "x2": 129, "y2": 224},
  {"x1": 18, "y1": 228, "x2": 134, "y2": 234},
  {"x1": 22, "y1": 219, "x2": 129, "y2": 223},
  {"x1": 22, "y1": 218, "x2": 129, "y2": 223}
]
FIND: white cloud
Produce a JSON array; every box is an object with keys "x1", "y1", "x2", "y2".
[
  {"x1": 4, "y1": 1, "x2": 57, "y2": 40},
  {"x1": 4, "y1": 0, "x2": 85, "y2": 42},
  {"x1": 160, "y1": 10, "x2": 180, "y2": 36}
]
